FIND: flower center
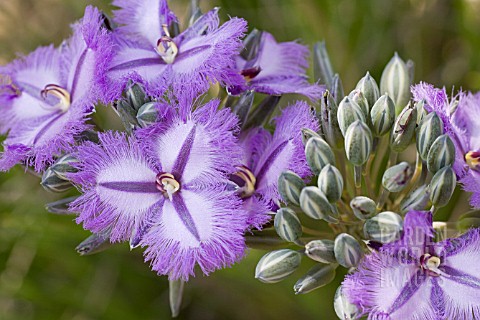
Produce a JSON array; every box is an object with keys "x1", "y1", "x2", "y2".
[
  {"x1": 231, "y1": 165, "x2": 256, "y2": 198},
  {"x1": 41, "y1": 84, "x2": 71, "y2": 112},
  {"x1": 0, "y1": 74, "x2": 21, "y2": 97},
  {"x1": 465, "y1": 151, "x2": 480, "y2": 170},
  {"x1": 420, "y1": 254, "x2": 449, "y2": 277},
  {"x1": 156, "y1": 172, "x2": 180, "y2": 200},
  {"x1": 155, "y1": 24, "x2": 178, "y2": 64},
  {"x1": 241, "y1": 66, "x2": 262, "y2": 81}
]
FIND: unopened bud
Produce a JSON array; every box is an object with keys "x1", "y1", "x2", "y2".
[
  {"x1": 334, "y1": 285, "x2": 360, "y2": 320},
  {"x1": 115, "y1": 99, "x2": 139, "y2": 132},
  {"x1": 380, "y1": 53, "x2": 410, "y2": 114},
  {"x1": 355, "y1": 72, "x2": 380, "y2": 109},
  {"x1": 348, "y1": 89, "x2": 369, "y2": 119},
  {"x1": 319, "y1": 90, "x2": 343, "y2": 149},
  {"x1": 278, "y1": 171, "x2": 305, "y2": 206},
  {"x1": 41, "y1": 168, "x2": 73, "y2": 193},
  {"x1": 415, "y1": 99, "x2": 427, "y2": 124},
  {"x1": 350, "y1": 196, "x2": 376, "y2": 220},
  {"x1": 318, "y1": 164, "x2": 344, "y2": 203},
  {"x1": 337, "y1": 97, "x2": 365, "y2": 137},
  {"x1": 241, "y1": 29, "x2": 263, "y2": 61},
  {"x1": 76, "y1": 230, "x2": 112, "y2": 255},
  {"x1": 331, "y1": 74, "x2": 345, "y2": 105},
  {"x1": 345, "y1": 121, "x2": 372, "y2": 166},
  {"x1": 300, "y1": 186, "x2": 337, "y2": 223},
  {"x1": 400, "y1": 185, "x2": 429, "y2": 214},
  {"x1": 255, "y1": 249, "x2": 302, "y2": 283},
  {"x1": 427, "y1": 134, "x2": 456, "y2": 174},
  {"x1": 137, "y1": 102, "x2": 159, "y2": 128},
  {"x1": 429, "y1": 166, "x2": 456, "y2": 208},
  {"x1": 274, "y1": 208, "x2": 303, "y2": 243},
  {"x1": 126, "y1": 83, "x2": 148, "y2": 111},
  {"x1": 301, "y1": 128, "x2": 321, "y2": 146},
  {"x1": 230, "y1": 90, "x2": 254, "y2": 126},
  {"x1": 364, "y1": 211, "x2": 403, "y2": 243},
  {"x1": 313, "y1": 41, "x2": 334, "y2": 88},
  {"x1": 293, "y1": 263, "x2": 337, "y2": 294},
  {"x1": 390, "y1": 103, "x2": 417, "y2": 152},
  {"x1": 305, "y1": 137, "x2": 336, "y2": 174},
  {"x1": 370, "y1": 93, "x2": 395, "y2": 136},
  {"x1": 305, "y1": 240, "x2": 336, "y2": 264},
  {"x1": 50, "y1": 154, "x2": 78, "y2": 181},
  {"x1": 417, "y1": 112, "x2": 444, "y2": 161},
  {"x1": 334, "y1": 233, "x2": 363, "y2": 268},
  {"x1": 382, "y1": 162, "x2": 413, "y2": 192},
  {"x1": 45, "y1": 196, "x2": 78, "y2": 215}
]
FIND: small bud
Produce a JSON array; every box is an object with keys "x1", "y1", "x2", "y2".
[
  {"x1": 274, "y1": 208, "x2": 303, "y2": 243},
  {"x1": 241, "y1": 29, "x2": 263, "y2": 61},
  {"x1": 416, "y1": 112, "x2": 444, "y2": 161},
  {"x1": 278, "y1": 171, "x2": 306, "y2": 206},
  {"x1": 415, "y1": 99, "x2": 427, "y2": 124},
  {"x1": 344, "y1": 121, "x2": 373, "y2": 166},
  {"x1": 244, "y1": 95, "x2": 281, "y2": 129},
  {"x1": 45, "y1": 196, "x2": 78, "y2": 215},
  {"x1": 348, "y1": 89, "x2": 369, "y2": 119},
  {"x1": 300, "y1": 186, "x2": 337, "y2": 223},
  {"x1": 76, "y1": 230, "x2": 112, "y2": 256},
  {"x1": 255, "y1": 249, "x2": 302, "y2": 283},
  {"x1": 313, "y1": 41, "x2": 334, "y2": 88},
  {"x1": 136, "y1": 102, "x2": 159, "y2": 128},
  {"x1": 334, "y1": 286, "x2": 360, "y2": 320},
  {"x1": 331, "y1": 74, "x2": 345, "y2": 105},
  {"x1": 293, "y1": 264, "x2": 337, "y2": 294},
  {"x1": 380, "y1": 52, "x2": 410, "y2": 114},
  {"x1": 400, "y1": 185, "x2": 430, "y2": 214},
  {"x1": 457, "y1": 210, "x2": 480, "y2": 231},
  {"x1": 427, "y1": 134, "x2": 456, "y2": 174},
  {"x1": 382, "y1": 162, "x2": 413, "y2": 192},
  {"x1": 115, "y1": 99, "x2": 139, "y2": 133},
  {"x1": 41, "y1": 168, "x2": 73, "y2": 193},
  {"x1": 50, "y1": 154, "x2": 78, "y2": 181},
  {"x1": 318, "y1": 164, "x2": 344, "y2": 203},
  {"x1": 75, "y1": 130, "x2": 100, "y2": 144},
  {"x1": 230, "y1": 90, "x2": 254, "y2": 127},
  {"x1": 319, "y1": 90, "x2": 344, "y2": 149},
  {"x1": 350, "y1": 196, "x2": 377, "y2": 220},
  {"x1": 305, "y1": 240, "x2": 336, "y2": 264},
  {"x1": 301, "y1": 128, "x2": 321, "y2": 146},
  {"x1": 369, "y1": 93, "x2": 395, "y2": 136},
  {"x1": 355, "y1": 72, "x2": 380, "y2": 110},
  {"x1": 337, "y1": 97, "x2": 365, "y2": 137},
  {"x1": 126, "y1": 83, "x2": 148, "y2": 111},
  {"x1": 390, "y1": 102, "x2": 417, "y2": 152},
  {"x1": 305, "y1": 137, "x2": 336, "y2": 174},
  {"x1": 429, "y1": 166, "x2": 456, "y2": 208},
  {"x1": 334, "y1": 233, "x2": 363, "y2": 268},
  {"x1": 169, "y1": 279, "x2": 185, "y2": 318},
  {"x1": 364, "y1": 211, "x2": 403, "y2": 243}
]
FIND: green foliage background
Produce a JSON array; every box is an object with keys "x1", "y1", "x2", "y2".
[{"x1": 1, "y1": 0, "x2": 479, "y2": 319}]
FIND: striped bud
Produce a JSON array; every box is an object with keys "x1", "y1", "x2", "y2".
[
  {"x1": 417, "y1": 112, "x2": 444, "y2": 161},
  {"x1": 355, "y1": 72, "x2": 380, "y2": 109},
  {"x1": 415, "y1": 99, "x2": 427, "y2": 124},
  {"x1": 364, "y1": 211, "x2": 403, "y2": 243},
  {"x1": 334, "y1": 286, "x2": 360, "y2": 320},
  {"x1": 300, "y1": 186, "x2": 337, "y2": 223},
  {"x1": 337, "y1": 96, "x2": 365, "y2": 137},
  {"x1": 331, "y1": 74, "x2": 345, "y2": 105},
  {"x1": 136, "y1": 102, "x2": 159, "y2": 128},
  {"x1": 301, "y1": 128, "x2": 321, "y2": 146},
  {"x1": 429, "y1": 166, "x2": 456, "y2": 208},
  {"x1": 370, "y1": 93, "x2": 395, "y2": 136},
  {"x1": 278, "y1": 171, "x2": 305, "y2": 206},
  {"x1": 313, "y1": 41, "x2": 334, "y2": 88},
  {"x1": 390, "y1": 103, "x2": 417, "y2": 152},
  {"x1": 230, "y1": 90, "x2": 254, "y2": 126},
  {"x1": 457, "y1": 210, "x2": 480, "y2": 231},
  {"x1": 349, "y1": 89, "x2": 369, "y2": 118},
  {"x1": 255, "y1": 249, "x2": 302, "y2": 283},
  {"x1": 400, "y1": 185, "x2": 430, "y2": 214},
  {"x1": 45, "y1": 196, "x2": 78, "y2": 215},
  {"x1": 305, "y1": 137, "x2": 336, "y2": 174},
  {"x1": 50, "y1": 154, "x2": 78, "y2": 181},
  {"x1": 240, "y1": 29, "x2": 262, "y2": 61},
  {"x1": 41, "y1": 168, "x2": 73, "y2": 193},
  {"x1": 380, "y1": 53, "x2": 410, "y2": 114},
  {"x1": 382, "y1": 161, "x2": 413, "y2": 192},
  {"x1": 293, "y1": 264, "x2": 337, "y2": 294},
  {"x1": 305, "y1": 240, "x2": 336, "y2": 263},
  {"x1": 126, "y1": 83, "x2": 148, "y2": 111},
  {"x1": 115, "y1": 99, "x2": 139, "y2": 133},
  {"x1": 334, "y1": 233, "x2": 363, "y2": 268},
  {"x1": 318, "y1": 164, "x2": 344, "y2": 203},
  {"x1": 274, "y1": 208, "x2": 303, "y2": 242},
  {"x1": 345, "y1": 120, "x2": 372, "y2": 166},
  {"x1": 75, "y1": 230, "x2": 112, "y2": 256},
  {"x1": 427, "y1": 134, "x2": 456, "y2": 174},
  {"x1": 319, "y1": 90, "x2": 344, "y2": 149},
  {"x1": 350, "y1": 196, "x2": 377, "y2": 220}
]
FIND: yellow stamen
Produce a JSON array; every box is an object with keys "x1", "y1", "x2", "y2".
[
  {"x1": 233, "y1": 166, "x2": 256, "y2": 198},
  {"x1": 156, "y1": 24, "x2": 178, "y2": 64},
  {"x1": 41, "y1": 84, "x2": 71, "y2": 112},
  {"x1": 465, "y1": 151, "x2": 480, "y2": 170},
  {"x1": 156, "y1": 172, "x2": 180, "y2": 200}
]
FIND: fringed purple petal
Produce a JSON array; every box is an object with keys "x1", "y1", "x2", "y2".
[
  {"x1": 176, "y1": 8, "x2": 220, "y2": 45},
  {"x1": 242, "y1": 196, "x2": 272, "y2": 231},
  {"x1": 239, "y1": 127, "x2": 272, "y2": 171},
  {"x1": 460, "y1": 172, "x2": 480, "y2": 208},
  {"x1": 0, "y1": 144, "x2": 31, "y2": 171},
  {"x1": 249, "y1": 76, "x2": 324, "y2": 101}
]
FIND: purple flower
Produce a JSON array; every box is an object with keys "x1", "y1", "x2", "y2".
[
  {"x1": 343, "y1": 210, "x2": 480, "y2": 320},
  {"x1": 228, "y1": 32, "x2": 323, "y2": 101},
  {"x1": 103, "y1": 0, "x2": 247, "y2": 101},
  {"x1": 412, "y1": 83, "x2": 480, "y2": 208},
  {"x1": 0, "y1": 6, "x2": 112, "y2": 172},
  {"x1": 69, "y1": 99, "x2": 247, "y2": 280}
]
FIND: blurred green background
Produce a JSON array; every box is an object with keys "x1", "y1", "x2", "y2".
[{"x1": 1, "y1": 0, "x2": 480, "y2": 319}]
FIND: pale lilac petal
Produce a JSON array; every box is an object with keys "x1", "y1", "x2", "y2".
[
  {"x1": 239, "y1": 127, "x2": 272, "y2": 171},
  {"x1": 250, "y1": 76, "x2": 324, "y2": 101},
  {"x1": 175, "y1": 8, "x2": 220, "y2": 45},
  {"x1": 460, "y1": 172, "x2": 480, "y2": 208},
  {"x1": 242, "y1": 196, "x2": 272, "y2": 230}
]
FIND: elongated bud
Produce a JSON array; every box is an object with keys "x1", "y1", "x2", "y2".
[
  {"x1": 350, "y1": 196, "x2": 376, "y2": 220},
  {"x1": 41, "y1": 168, "x2": 73, "y2": 193},
  {"x1": 186, "y1": 0, "x2": 202, "y2": 27},
  {"x1": 349, "y1": 89, "x2": 369, "y2": 119},
  {"x1": 75, "y1": 130, "x2": 99, "y2": 144},
  {"x1": 318, "y1": 164, "x2": 344, "y2": 203},
  {"x1": 427, "y1": 134, "x2": 456, "y2": 174},
  {"x1": 334, "y1": 233, "x2": 363, "y2": 268},
  {"x1": 400, "y1": 185, "x2": 429, "y2": 214},
  {"x1": 230, "y1": 90, "x2": 254, "y2": 127},
  {"x1": 380, "y1": 53, "x2": 410, "y2": 114},
  {"x1": 169, "y1": 279, "x2": 185, "y2": 318},
  {"x1": 320, "y1": 90, "x2": 343, "y2": 149},
  {"x1": 457, "y1": 210, "x2": 480, "y2": 231},
  {"x1": 294, "y1": 263, "x2": 337, "y2": 294},
  {"x1": 278, "y1": 171, "x2": 305, "y2": 206},
  {"x1": 136, "y1": 102, "x2": 158, "y2": 128},
  {"x1": 255, "y1": 249, "x2": 302, "y2": 283},
  {"x1": 301, "y1": 128, "x2": 321, "y2": 146},
  {"x1": 417, "y1": 112, "x2": 444, "y2": 161},
  {"x1": 313, "y1": 41, "x2": 334, "y2": 88},
  {"x1": 126, "y1": 83, "x2": 148, "y2": 111},
  {"x1": 331, "y1": 74, "x2": 345, "y2": 104},
  {"x1": 50, "y1": 154, "x2": 78, "y2": 181},
  {"x1": 244, "y1": 95, "x2": 281, "y2": 129},
  {"x1": 305, "y1": 137, "x2": 336, "y2": 174},
  {"x1": 305, "y1": 240, "x2": 336, "y2": 263},
  {"x1": 429, "y1": 166, "x2": 456, "y2": 208},
  {"x1": 274, "y1": 208, "x2": 303, "y2": 242},
  {"x1": 241, "y1": 29, "x2": 263, "y2": 61},
  {"x1": 115, "y1": 99, "x2": 139, "y2": 133},
  {"x1": 390, "y1": 103, "x2": 417, "y2": 152},
  {"x1": 337, "y1": 97, "x2": 365, "y2": 137},
  {"x1": 334, "y1": 286, "x2": 360, "y2": 320},
  {"x1": 300, "y1": 186, "x2": 337, "y2": 223},
  {"x1": 355, "y1": 72, "x2": 380, "y2": 109},
  {"x1": 45, "y1": 196, "x2": 78, "y2": 215},
  {"x1": 382, "y1": 161, "x2": 413, "y2": 192},
  {"x1": 415, "y1": 99, "x2": 427, "y2": 124},
  {"x1": 76, "y1": 230, "x2": 112, "y2": 255},
  {"x1": 345, "y1": 121, "x2": 372, "y2": 166},
  {"x1": 370, "y1": 93, "x2": 395, "y2": 136},
  {"x1": 364, "y1": 211, "x2": 403, "y2": 243}
]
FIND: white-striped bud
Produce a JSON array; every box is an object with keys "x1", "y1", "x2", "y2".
[{"x1": 255, "y1": 249, "x2": 302, "y2": 283}]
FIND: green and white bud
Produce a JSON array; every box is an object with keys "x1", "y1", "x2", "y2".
[
  {"x1": 390, "y1": 103, "x2": 417, "y2": 152},
  {"x1": 274, "y1": 208, "x2": 303, "y2": 243},
  {"x1": 244, "y1": 95, "x2": 282, "y2": 129},
  {"x1": 380, "y1": 53, "x2": 410, "y2": 114},
  {"x1": 136, "y1": 102, "x2": 159, "y2": 128},
  {"x1": 370, "y1": 93, "x2": 395, "y2": 136},
  {"x1": 355, "y1": 72, "x2": 380, "y2": 109},
  {"x1": 417, "y1": 112, "x2": 444, "y2": 161},
  {"x1": 305, "y1": 239, "x2": 336, "y2": 264},
  {"x1": 364, "y1": 211, "x2": 403, "y2": 243},
  {"x1": 318, "y1": 164, "x2": 344, "y2": 203},
  {"x1": 45, "y1": 196, "x2": 78, "y2": 214},
  {"x1": 382, "y1": 161, "x2": 413, "y2": 192},
  {"x1": 415, "y1": 99, "x2": 427, "y2": 124},
  {"x1": 278, "y1": 171, "x2": 306, "y2": 206},
  {"x1": 115, "y1": 99, "x2": 139, "y2": 133},
  {"x1": 331, "y1": 74, "x2": 345, "y2": 105},
  {"x1": 75, "y1": 230, "x2": 112, "y2": 256},
  {"x1": 334, "y1": 286, "x2": 360, "y2": 320},
  {"x1": 400, "y1": 185, "x2": 430, "y2": 214},
  {"x1": 427, "y1": 134, "x2": 456, "y2": 174},
  {"x1": 305, "y1": 137, "x2": 336, "y2": 174},
  {"x1": 293, "y1": 263, "x2": 337, "y2": 294},
  {"x1": 230, "y1": 90, "x2": 254, "y2": 126},
  {"x1": 320, "y1": 90, "x2": 344, "y2": 149},
  {"x1": 240, "y1": 29, "x2": 262, "y2": 61},
  {"x1": 313, "y1": 41, "x2": 334, "y2": 88},
  {"x1": 41, "y1": 168, "x2": 73, "y2": 193},
  {"x1": 50, "y1": 154, "x2": 78, "y2": 181},
  {"x1": 350, "y1": 196, "x2": 377, "y2": 220},
  {"x1": 126, "y1": 83, "x2": 148, "y2": 111},
  {"x1": 345, "y1": 120, "x2": 373, "y2": 166},
  {"x1": 334, "y1": 233, "x2": 363, "y2": 268},
  {"x1": 348, "y1": 89, "x2": 369, "y2": 118},
  {"x1": 429, "y1": 166, "x2": 456, "y2": 208},
  {"x1": 255, "y1": 249, "x2": 302, "y2": 283},
  {"x1": 300, "y1": 186, "x2": 337, "y2": 223},
  {"x1": 301, "y1": 128, "x2": 321, "y2": 146},
  {"x1": 337, "y1": 97, "x2": 365, "y2": 137}
]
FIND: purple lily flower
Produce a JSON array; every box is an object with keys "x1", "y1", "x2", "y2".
[
  {"x1": 343, "y1": 210, "x2": 480, "y2": 320},
  {"x1": 412, "y1": 83, "x2": 480, "y2": 208},
  {"x1": 0, "y1": 6, "x2": 112, "y2": 172},
  {"x1": 103, "y1": 0, "x2": 247, "y2": 101},
  {"x1": 228, "y1": 32, "x2": 323, "y2": 101},
  {"x1": 69, "y1": 99, "x2": 247, "y2": 280}
]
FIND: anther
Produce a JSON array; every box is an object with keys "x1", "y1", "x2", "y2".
[{"x1": 41, "y1": 84, "x2": 71, "y2": 112}]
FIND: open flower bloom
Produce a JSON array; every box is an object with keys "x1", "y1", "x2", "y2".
[
  {"x1": 69, "y1": 99, "x2": 247, "y2": 280},
  {"x1": 103, "y1": 0, "x2": 247, "y2": 101},
  {"x1": 0, "y1": 6, "x2": 112, "y2": 172},
  {"x1": 412, "y1": 83, "x2": 480, "y2": 208},
  {"x1": 228, "y1": 32, "x2": 323, "y2": 101},
  {"x1": 343, "y1": 210, "x2": 480, "y2": 319},
  {"x1": 234, "y1": 101, "x2": 319, "y2": 228}
]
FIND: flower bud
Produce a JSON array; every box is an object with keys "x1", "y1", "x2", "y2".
[
  {"x1": 334, "y1": 286, "x2": 360, "y2": 320},
  {"x1": 41, "y1": 168, "x2": 73, "y2": 193},
  {"x1": 126, "y1": 83, "x2": 148, "y2": 111},
  {"x1": 45, "y1": 196, "x2": 78, "y2": 215},
  {"x1": 427, "y1": 134, "x2": 456, "y2": 174},
  {"x1": 457, "y1": 210, "x2": 480, "y2": 231},
  {"x1": 293, "y1": 264, "x2": 337, "y2": 294},
  {"x1": 313, "y1": 41, "x2": 334, "y2": 88},
  {"x1": 417, "y1": 112, "x2": 444, "y2": 161},
  {"x1": 380, "y1": 53, "x2": 410, "y2": 114},
  {"x1": 301, "y1": 128, "x2": 321, "y2": 146},
  {"x1": 364, "y1": 211, "x2": 403, "y2": 243},
  {"x1": 415, "y1": 99, "x2": 427, "y2": 124},
  {"x1": 429, "y1": 166, "x2": 456, "y2": 208},
  {"x1": 244, "y1": 95, "x2": 282, "y2": 129},
  {"x1": 370, "y1": 93, "x2": 395, "y2": 136},
  {"x1": 350, "y1": 196, "x2": 376, "y2": 220},
  {"x1": 319, "y1": 90, "x2": 343, "y2": 149},
  {"x1": 400, "y1": 185, "x2": 429, "y2": 214},
  {"x1": 169, "y1": 279, "x2": 185, "y2": 318},
  {"x1": 317, "y1": 165, "x2": 343, "y2": 203},
  {"x1": 382, "y1": 161, "x2": 413, "y2": 192},
  {"x1": 355, "y1": 72, "x2": 380, "y2": 109},
  {"x1": 115, "y1": 99, "x2": 139, "y2": 132},
  {"x1": 305, "y1": 240, "x2": 336, "y2": 264},
  {"x1": 278, "y1": 171, "x2": 305, "y2": 206},
  {"x1": 255, "y1": 249, "x2": 302, "y2": 283},
  {"x1": 74, "y1": 130, "x2": 99, "y2": 144},
  {"x1": 136, "y1": 102, "x2": 159, "y2": 128},
  {"x1": 50, "y1": 154, "x2": 78, "y2": 181},
  {"x1": 331, "y1": 74, "x2": 345, "y2": 105},
  {"x1": 300, "y1": 186, "x2": 337, "y2": 223},
  {"x1": 349, "y1": 89, "x2": 369, "y2": 118},
  {"x1": 230, "y1": 90, "x2": 254, "y2": 126},
  {"x1": 390, "y1": 102, "x2": 417, "y2": 152},
  {"x1": 75, "y1": 230, "x2": 112, "y2": 256},
  {"x1": 345, "y1": 121, "x2": 372, "y2": 166},
  {"x1": 334, "y1": 233, "x2": 363, "y2": 268},
  {"x1": 337, "y1": 97, "x2": 365, "y2": 137},
  {"x1": 240, "y1": 29, "x2": 262, "y2": 61},
  {"x1": 274, "y1": 208, "x2": 303, "y2": 243},
  {"x1": 305, "y1": 137, "x2": 336, "y2": 174}
]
